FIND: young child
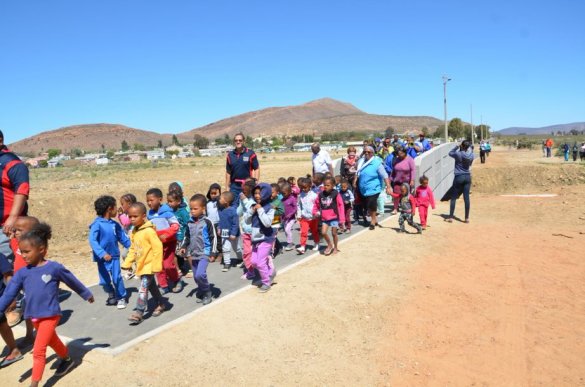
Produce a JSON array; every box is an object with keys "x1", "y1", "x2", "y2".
[
  {"x1": 0, "y1": 223, "x2": 94, "y2": 386},
  {"x1": 117, "y1": 193, "x2": 137, "y2": 234},
  {"x1": 288, "y1": 176, "x2": 300, "y2": 197},
  {"x1": 334, "y1": 175, "x2": 342, "y2": 191},
  {"x1": 296, "y1": 177, "x2": 320, "y2": 254},
  {"x1": 167, "y1": 190, "x2": 191, "y2": 277},
  {"x1": 415, "y1": 176, "x2": 436, "y2": 230},
  {"x1": 146, "y1": 188, "x2": 181, "y2": 294},
  {"x1": 312, "y1": 172, "x2": 325, "y2": 193},
  {"x1": 118, "y1": 193, "x2": 137, "y2": 279},
  {"x1": 180, "y1": 194, "x2": 217, "y2": 305},
  {"x1": 122, "y1": 202, "x2": 166, "y2": 323},
  {"x1": 218, "y1": 191, "x2": 239, "y2": 272},
  {"x1": 206, "y1": 183, "x2": 222, "y2": 262},
  {"x1": 339, "y1": 179, "x2": 354, "y2": 233},
  {"x1": 5, "y1": 216, "x2": 40, "y2": 337},
  {"x1": 237, "y1": 179, "x2": 257, "y2": 279},
  {"x1": 280, "y1": 182, "x2": 297, "y2": 251},
  {"x1": 89, "y1": 195, "x2": 131, "y2": 309},
  {"x1": 270, "y1": 183, "x2": 285, "y2": 257},
  {"x1": 314, "y1": 176, "x2": 345, "y2": 256},
  {"x1": 248, "y1": 183, "x2": 277, "y2": 292},
  {"x1": 390, "y1": 183, "x2": 422, "y2": 234}
]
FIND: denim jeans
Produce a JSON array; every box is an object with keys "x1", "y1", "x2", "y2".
[{"x1": 450, "y1": 174, "x2": 471, "y2": 219}]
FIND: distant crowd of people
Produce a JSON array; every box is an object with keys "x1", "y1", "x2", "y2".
[{"x1": 542, "y1": 138, "x2": 585, "y2": 162}]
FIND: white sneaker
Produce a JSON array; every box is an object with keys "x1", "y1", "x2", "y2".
[
  {"x1": 117, "y1": 299, "x2": 127, "y2": 309},
  {"x1": 296, "y1": 245, "x2": 305, "y2": 254},
  {"x1": 312, "y1": 244, "x2": 320, "y2": 251}
]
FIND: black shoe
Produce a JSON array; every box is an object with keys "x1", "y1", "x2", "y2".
[
  {"x1": 369, "y1": 224, "x2": 375, "y2": 230},
  {"x1": 106, "y1": 295, "x2": 117, "y2": 306},
  {"x1": 54, "y1": 356, "x2": 75, "y2": 377}
]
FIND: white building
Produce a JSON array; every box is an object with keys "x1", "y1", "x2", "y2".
[{"x1": 146, "y1": 150, "x2": 166, "y2": 160}]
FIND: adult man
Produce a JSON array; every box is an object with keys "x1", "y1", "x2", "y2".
[
  {"x1": 225, "y1": 132, "x2": 259, "y2": 207},
  {"x1": 0, "y1": 130, "x2": 30, "y2": 260},
  {"x1": 377, "y1": 138, "x2": 393, "y2": 159},
  {"x1": 391, "y1": 134, "x2": 405, "y2": 148},
  {"x1": 311, "y1": 143, "x2": 334, "y2": 176},
  {"x1": 414, "y1": 133, "x2": 432, "y2": 155}
]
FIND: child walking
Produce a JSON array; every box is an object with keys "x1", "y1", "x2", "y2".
[
  {"x1": 206, "y1": 183, "x2": 222, "y2": 262},
  {"x1": 269, "y1": 183, "x2": 285, "y2": 257},
  {"x1": 118, "y1": 193, "x2": 137, "y2": 279},
  {"x1": 0, "y1": 251, "x2": 24, "y2": 368},
  {"x1": 237, "y1": 179, "x2": 257, "y2": 279},
  {"x1": 218, "y1": 191, "x2": 239, "y2": 272},
  {"x1": 248, "y1": 183, "x2": 277, "y2": 292},
  {"x1": 339, "y1": 179, "x2": 354, "y2": 233},
  {"x1": 180, "y1": 194, "x2": 218, "y2": 305},
  {"x1": 146, "y1": 188, "x2": 181, "y2": 293},
  {"x1": 122, "y1": 202, "x2": 166, "y2": 324},
  {"x1": 314, "y1": 176, "x2": 345, "y2": 255},
  {"x1": 281, "y1": 182, "x2": 297, "y2": 251},
  {"x1": 390, "y1": 183, "x2": 422, "y2": 233},
  {"x1": 296, "y1": 177, "x2": 320, "y2": 254},
  {"x1": 288, "y1": 176, "x2": 300, "y2": 197},
  {"x1": 89, "y1": 195, "x2": 131, "y2": 309},
  {"x1": 415, "y1": 176, "x2": 436, "y2": 230},
  {"x1": 0, "y1": 223, "x2": 94, "y2": 386},
  {"x1": 167, "y1": 190, "x2": 191, "y2": 279}
]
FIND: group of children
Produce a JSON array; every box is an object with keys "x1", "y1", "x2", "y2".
[{"x1": 0, "y1": 169, "x2": 436, "y2": 385}]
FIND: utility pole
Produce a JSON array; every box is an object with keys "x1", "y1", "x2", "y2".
[
  {"x1": 470, "y1": 104, "x2": 474, "y2": 146},
  {"x1": 480, "y1": 115, "x2": 483, "y2": 141},
  {"x1": 443, "y1": 76, "x2": 451, "y2": 143}
]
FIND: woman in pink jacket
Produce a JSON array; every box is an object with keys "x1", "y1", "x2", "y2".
[{"x1": 390, "y1": 147, "x2": 415, "y2": 214}]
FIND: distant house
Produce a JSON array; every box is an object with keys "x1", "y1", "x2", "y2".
[
  {"x1": 95, "y1": 157, "x2": 110, "y2": 165},
  {"x1": 177, "y1": 151, "x2": 194, "y2": 158},
  {"x1": 292, "y1": 143, "x2": 312, "y2": 152},
  {"x1": 146, "y1": 150, "x2": 166, "y2": 160},
  {"x1": 47, "y1": 158, "x2": 62, "y2": 168}
]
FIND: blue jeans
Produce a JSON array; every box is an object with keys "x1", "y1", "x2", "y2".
[
  {"x1": 450, "y1": 174, "x2": 471, "y2": 220},
  {"x1": 230, "y1": 182, "x2": 243, "y2": 208}
]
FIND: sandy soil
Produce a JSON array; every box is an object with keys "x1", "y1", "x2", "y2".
[{"x1": 2, "y1": 148, "x2": 584, "y2": 386}]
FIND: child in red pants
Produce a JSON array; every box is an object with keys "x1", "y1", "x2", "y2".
[
  {"x1": 295, "y1": 177, "x2": 320, "y2": 254},
  {"x1": 0, "y1": 223, "x2": 94, "y2": 386},
  {"x1": 415, "y1": 176, "x2": 436, "y2": 230}
]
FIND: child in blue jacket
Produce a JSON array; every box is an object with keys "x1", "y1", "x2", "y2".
[
  {"x1": 218, "y1": 191, "x2": 240, "y2": 272},
  {"x1": 89, "y1": 195, "x2": 131, "y2": 309}
]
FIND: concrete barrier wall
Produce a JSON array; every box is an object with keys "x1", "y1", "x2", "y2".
[
  {"x1": 413, "y1": 142, "x2": 455, "y2": 199},
  {"x1": 332, "y1": 142, "x2": 455, "y2": 200}
]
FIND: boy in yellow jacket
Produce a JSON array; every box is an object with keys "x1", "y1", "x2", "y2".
[{"x1": 121, "y1": 202, "x2": 165, "y2": 325}]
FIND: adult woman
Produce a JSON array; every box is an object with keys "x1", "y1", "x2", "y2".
[
  {"x1": 353, "y1": 146, "x2": 392, "y2": 230},
  {"x1": 390, "y1": 146, "x2": 415, "y2": 215},
  {"x1": 447, "y1": 140, "x2": 474, "y2": 223},
  {"x1": 341, "y1": 146, "x2": 358, "y2": 182}
]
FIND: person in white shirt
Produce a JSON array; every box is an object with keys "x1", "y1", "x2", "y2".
[{"x1": 311, "y1": 143, "x2": 334, "y2": 176}]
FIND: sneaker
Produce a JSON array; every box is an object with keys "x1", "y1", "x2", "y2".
[
  {"x1": 251, "y1": 278, "x2": 263, "y2": 287},
  {"x1": 117, "y1": 299, "x2": 127, "y2": 309},
  {"x1": 201, "y1": 291, "x2": 212, "y2": 305},
  {"x1": 269, "y1": 269, "x2": 277, "y2": 285},
  {"x1": 54, "y1": 356, "x2": 75, "y2": 377},
  {"x1": 296, "y1": 245, "x2": 306, "y2": 254},
  {"x1": 222, "y1": 263, "x2": 231, "y2": 272},
  {"x1": 312, "y1": 244, "x2": 320, "y2": 251},
  {"x1": 258, "y1": 284, "x2": 271, "y2": 293},
  {"x1": 284, "y1": 243, "x2": 295, "y2": 251},
  {"x1": 106, "y1": 294, "x2": 117, "y2": 306}
]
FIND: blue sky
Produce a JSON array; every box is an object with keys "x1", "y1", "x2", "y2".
[{"x1": 1, "y1": 0, "x2": 584, "y2": 142}]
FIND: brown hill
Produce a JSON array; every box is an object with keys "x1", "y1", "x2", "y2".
[
  {"x1": 10, "y1": 124, "x2": 172, "y2": 155},
  {"x1": 9, "y1": 98, "x2": 445, "y2": 155},
  {"x1": 177, "y1": 98, "x2": 365, "y2": 142}
]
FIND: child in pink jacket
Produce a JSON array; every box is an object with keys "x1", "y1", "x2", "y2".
[
  {"x1": 415, "y1": 176, "x2": 436, "y2": 230},
  {"x1": 313, "y1": 176, "x2": 345, "y2": 255}
]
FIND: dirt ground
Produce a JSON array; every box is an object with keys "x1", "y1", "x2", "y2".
[{"x1": 2, "y1": 148, "x2": 585, "y2": 386}]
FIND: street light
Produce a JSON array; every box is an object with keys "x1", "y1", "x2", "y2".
[{"x1": 443, "y1": 76, "x2": 451, "y2": 143}]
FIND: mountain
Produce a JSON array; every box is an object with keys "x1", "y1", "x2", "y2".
[
  {"x1": 497, "y1": 122, "x2": 585, "y2": 135},
  {"x1": 9, "y1": 98, "x2": 445, "y2": 155},
  {"x1": 9, "y1": 124, "x2": 172, "y2": 155}
]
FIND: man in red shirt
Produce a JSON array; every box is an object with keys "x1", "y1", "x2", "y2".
[{"x1": 0, "y1": 130, "x2": 30, "y2": 260}]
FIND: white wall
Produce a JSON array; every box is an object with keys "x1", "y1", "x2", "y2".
[{"x1": 413, "y1": 142, "x2": 455, "y2": 200}]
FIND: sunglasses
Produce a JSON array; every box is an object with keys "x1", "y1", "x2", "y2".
[{"x1": 234, "y1": 139, "x2": 244, "y2": 143}]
